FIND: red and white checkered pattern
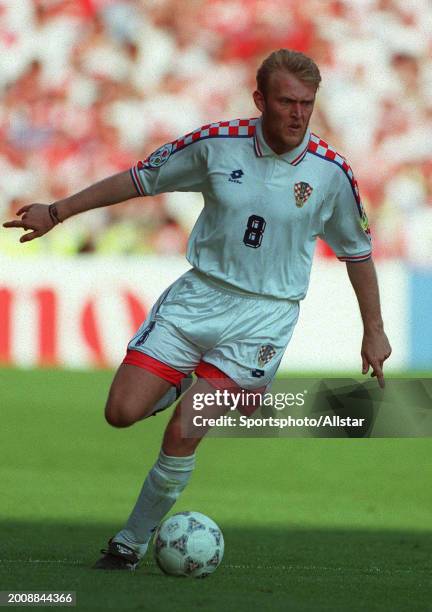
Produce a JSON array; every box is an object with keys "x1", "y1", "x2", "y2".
[
  {"x1": 309, "y1": 132, "x2": 371, "y2": 262},
  {"x1": 131, "y1": 118, "x2": 259, "y2": 195},
  {"x1": 258, "y1": 344, "x2": 276, "y2": 366},
  {"x1": 309, "y1": 133, "x2": 349, "y2": 169},
  {"x1": 294, "y1": 181, "x2": 313, "y2": 207},
  {"x1": 171, "y1": 118, "x2": 258, "y2": 153}
]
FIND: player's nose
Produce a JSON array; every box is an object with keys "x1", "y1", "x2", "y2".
[{"x1": 290, "y1": 102, "x2": 302, "y2": 118}]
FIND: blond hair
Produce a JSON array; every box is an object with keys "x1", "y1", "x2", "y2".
[{"x1": 256, "y1": 49, "x2": 322, "y2": 95}]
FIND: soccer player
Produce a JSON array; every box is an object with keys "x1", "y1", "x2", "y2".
[{"x1": 3, "y1": 49, "x2": 391, "y2": 570}]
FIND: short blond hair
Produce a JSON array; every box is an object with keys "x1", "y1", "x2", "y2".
[{"x1": 256, "y1": 49, "x2": 322, "y2": 95}]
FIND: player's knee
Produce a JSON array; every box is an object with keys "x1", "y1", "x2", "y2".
[{"x1": 104, "y1": 399, "x2": 136, "y2": 428}]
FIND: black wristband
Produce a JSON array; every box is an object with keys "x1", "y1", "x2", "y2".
[{"x1": 48, "y1": 204, "x2": 62, "y2": 226}]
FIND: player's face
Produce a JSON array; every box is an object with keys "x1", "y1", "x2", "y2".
[{"x1": 253, "y1": 70, "x2": 316, "y2": 154}]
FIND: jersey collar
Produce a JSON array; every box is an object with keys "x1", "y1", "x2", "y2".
[{"x1": 254, "y1": 117, "x2": 310, "y2": 166}]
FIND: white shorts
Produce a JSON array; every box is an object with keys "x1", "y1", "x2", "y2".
[{"x1": 123, "y1": 268, "x2": 299, "y2": 390}]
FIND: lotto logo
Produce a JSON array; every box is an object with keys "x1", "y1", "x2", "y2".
[{"x1": 229, "y1": 169, "x2": 244, "y2": 183}]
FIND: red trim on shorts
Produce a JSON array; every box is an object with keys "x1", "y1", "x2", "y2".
[
  {"x1": 195, "y1": 360, "x2": 266, "y2": 416},
  {"x1": 195, "y1": 361, "x2": 237, "y2": 388},
  {"x1": 123, "y1": 349, "x2": 186, "y2": 385}
]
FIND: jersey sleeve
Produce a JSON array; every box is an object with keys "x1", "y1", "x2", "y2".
[
  {"x1": 320, "y1": 163, "x2": 372, "y2": 263},
  {"x1": 130, "y1": 133, "x2": 207, "y2": 196}
]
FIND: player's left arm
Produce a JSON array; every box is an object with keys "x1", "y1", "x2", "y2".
[
  {"x1": 320, "y1": 162, "x2": 391, "y2": 387},
  {"x1": 346, "y1": 259, "x2": 392, "y2": 388}
]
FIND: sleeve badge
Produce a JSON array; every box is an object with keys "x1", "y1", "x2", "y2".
[{"x1": 144, "y1": 143, "x2": 173, "y2": 168}]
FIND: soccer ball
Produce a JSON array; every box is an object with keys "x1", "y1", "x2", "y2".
[{"x1": 153, "y1": 511, "x2": 224, "y2": 578}]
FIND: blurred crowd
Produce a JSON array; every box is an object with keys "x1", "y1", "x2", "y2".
[{"x1": 0, "y1": 0, "x2": 431, "y2": 262}]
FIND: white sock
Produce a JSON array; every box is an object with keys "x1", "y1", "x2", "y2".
[{"x1": 114, "y1": 450, "x2": 196, "y2": 557}]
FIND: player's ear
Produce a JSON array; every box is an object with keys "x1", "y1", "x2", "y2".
[{"x1": 253, "y1": 89, "x2": 265, "y2": 113}]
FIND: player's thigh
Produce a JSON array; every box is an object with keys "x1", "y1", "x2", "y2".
[
  {"x1": 105, "y1": 363, "x2": 172, "y2": 427},
  {"x1": 108, "y1": 273, "x2": 204, "y2": 428}
]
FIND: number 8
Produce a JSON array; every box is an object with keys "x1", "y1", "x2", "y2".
[{"x1": 243, "y1": 215, "x2": 266, "y2": 248}]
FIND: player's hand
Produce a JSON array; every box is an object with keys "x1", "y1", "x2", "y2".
[
  {"x1": 361, "y1": 330, "x2": 392, "y2": 389},
  {"x1": 2, "y1": 203, "x2": 55, "y2": 243}
]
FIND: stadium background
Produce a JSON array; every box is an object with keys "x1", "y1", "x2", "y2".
[
  {"x1": 0, "y1": 0, "x2": 431, "y2": 372},
  {"x1": 1, "y1": 2, "x2": 432, "y2": 610}
]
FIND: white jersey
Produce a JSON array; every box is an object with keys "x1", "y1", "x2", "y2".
[{"x1": 130, "y1": 117, "x2": 371, "y2": 300}]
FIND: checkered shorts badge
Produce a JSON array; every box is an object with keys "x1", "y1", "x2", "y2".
[
  {"x1": 258, "y1": 344, "x2": 276, "y2": 367},
  {"x1": 294, "y1": 182, "x2": 313, "y2": 207}
]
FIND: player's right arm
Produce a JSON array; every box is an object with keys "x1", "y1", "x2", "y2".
[
  {"x1": 3, "y1": 127, "x2": 207, "y2": 244},
  {"x1": 2, "y1": 170, "x2": 137, "y2": 243}
]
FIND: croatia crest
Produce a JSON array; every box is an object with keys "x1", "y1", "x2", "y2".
[
  {"x1": 258, "y1": 344, "x2": 276, "y2": 367},
  {"x1": 294, "y1": 182, "x2": 313, "y2": 207}
]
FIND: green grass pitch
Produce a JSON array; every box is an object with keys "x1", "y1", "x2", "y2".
[{"x1": 1, "y1": 368, "x2": 432, "y2": 611}]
